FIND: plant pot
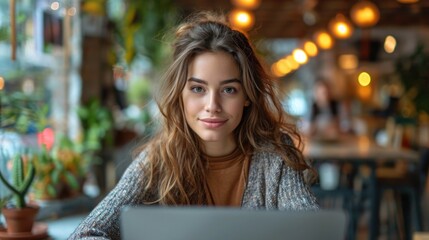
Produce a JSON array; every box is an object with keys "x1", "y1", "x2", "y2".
[{"x1": 1, "y1": 205, "x2": 39, "y2": 233}]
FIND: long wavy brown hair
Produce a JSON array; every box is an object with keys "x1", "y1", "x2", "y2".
[{"x1": 135, "y1": 12, "x2": 311, "y2": 205}]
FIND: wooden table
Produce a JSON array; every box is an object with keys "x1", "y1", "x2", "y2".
[{"x1": 304, "y1": 136, "x2": 420, "y2": 240}]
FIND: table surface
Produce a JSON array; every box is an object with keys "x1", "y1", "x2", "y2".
[
  {"x1": 304, "y1": 135, "x2": 421, "y2": 240},
  {"x1": 303, "y1": 136, "x2": 419, "y2": 163}
]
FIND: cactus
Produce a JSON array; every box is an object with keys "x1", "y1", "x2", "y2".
[{"x1": 0, "y1": 155, "x2": 35, "y2": 208}]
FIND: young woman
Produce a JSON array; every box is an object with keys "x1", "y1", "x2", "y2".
[{"x1": 69, "y1": 12, "x2": 318, "y2": 240}]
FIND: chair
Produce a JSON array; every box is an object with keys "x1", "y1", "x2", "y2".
[
  {"x1": 311, "y1": 162, "x2": 360, "y2": 240},
  {"x1": 356, "y1": 116, "x2": 428, "y2": 240},
  {"x1": 376, "y1": 146, "x2": 429, "y2": 240}
]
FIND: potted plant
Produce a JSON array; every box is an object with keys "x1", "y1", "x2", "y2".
[
  {"x1": 0, "y1": 154, "x2": 37, "y2": 233},
  {"x1": 31, "y1": 137, "x2": 83, "y2": 200}
]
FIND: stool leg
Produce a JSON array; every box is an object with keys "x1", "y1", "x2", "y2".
[
  {"x1": 411, "y1": 189, "x2": 423, "y2": 232},
  {"x1": 401, "y1": 192, "x2": 412, "y2": 240},
  {"x1": 394, "y1": 192, "x2": 406, "y2": 240}
]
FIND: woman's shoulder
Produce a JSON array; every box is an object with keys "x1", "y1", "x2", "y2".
[
  {"x1": 134, "y1": 150, "x2": 148, "y2": 163},
  {"x1": 251, "y1": 133, "x2": 296, "y2": 165},
  {"x1": 251, "y1": 150, "x2": 283, "y2": 167},
  {"x1": 253, "y1": 133, "x2": 294, "y2": 153}
]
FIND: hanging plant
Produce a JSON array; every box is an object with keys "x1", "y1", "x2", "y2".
[{"x1": 108, "y1": 0, "x2": 177, "y2": 68}]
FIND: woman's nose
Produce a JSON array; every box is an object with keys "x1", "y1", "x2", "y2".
[{"x1": 205, "y1": 92, "x2": 221, "y2": 113}]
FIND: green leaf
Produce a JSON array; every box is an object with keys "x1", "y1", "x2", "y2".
[
  {"x1": 64, "y1": 172, "x2": 79, "y2": 190},
  {"x1": 52, "y1": 169, "x2": 61, "y2": 184},
  {"x1": 47, "y1": 185, "x2": 57, "y2": 197}
]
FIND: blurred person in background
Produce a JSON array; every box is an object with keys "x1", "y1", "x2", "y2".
[{"x1": 303, "y1": 78, "x2": 342, "y2": 140}]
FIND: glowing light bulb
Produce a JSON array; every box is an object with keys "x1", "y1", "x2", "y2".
[
  {"x1": 350, "y1": 0, "x2": 380, "y2": 28},
  {"x1": 304, "y1": 41, "x2": 318, "y2": 57},
  {"x1": 314, "y1": 30, "x2": 334, "y2": 50},
  {"x1": 229, "y1": 9, "x2": 255, "y2": 31},
  {"x1": 329, "y1": 14, "x2": 354, "y2": 39},
  {"x1": 339, "y1": 54, "x2": 358, "y2": 70},
  {"x1": 292, "y1": 49, "x2": 308, "y2": 64},
  {"x1": 358, "y1": 71, "x2": 371, "y2": 86},
  {"x1": 384, "y1": 35, "x2": 397, "y2": 53}
]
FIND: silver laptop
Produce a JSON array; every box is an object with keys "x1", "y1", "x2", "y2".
[{"x1": 120, "y1": 206, "x2": 347, "y2": 240}]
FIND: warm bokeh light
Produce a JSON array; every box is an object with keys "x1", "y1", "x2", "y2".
[
  {"x1": 329, "y1": 14, "x2": 354, "y2": 39},
  {"x1": 68, "y1": 7, "x2": 77, "y2": 16},
  {"x1": 358, "y1": 71, "x2": 371, "y2": 86},
  {"x1": 229, "y1": 9, "x2": 255, "y2": 31},
  {"x1": 384, "y1": 35, "x2": 397, "y2": 53},
  {"x1": 271, "y1": 59, "x2": 292, "y2": 77},
  {"x1": 286, "y1": 55, "x2": 300, "y2": 70},
  {"x1": 0, "y1": 76, "x2": 4, "y2": 90},
  {"x1": 339, "y1": 54, "x2": 358, "y2": 70},
  {"x1": 271, "y1": 63, "x2": 283, "y2": 77},
  {"x1": 277, "y1": 59, "x2": 291, "y2": 75},
  {"x1": 303, "y1": 41, "x2": 318, "y2": 57},
  {"x1": 357, "y1": 85, "x2": 372, "y2": 100},
  {"x1": 232, "y1": 0, "x2": 261, "y2": 10},
  {"x1": 314, "y1": 30, "x2": 334, "y2": 50},
  {"x1": 358, "y1": 135, "x2": 371, "y2": 151},
  {"x1": 51, "y1": 1, "x2": 60, "y2": 11},
  {"x1": 350, "y1": 0, "x2": 380, "y2": 28},
  {"x1": 292, "y1": 49, "x2": 308, "y2": 64}
]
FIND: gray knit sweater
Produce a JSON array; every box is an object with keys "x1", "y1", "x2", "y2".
[{"x1": 69, "y1": 149, "x2": 319, "y2": 240}]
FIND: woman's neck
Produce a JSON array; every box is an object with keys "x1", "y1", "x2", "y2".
[{"x1": 201, "y1": 138, "x2": 237, "y2": 158}]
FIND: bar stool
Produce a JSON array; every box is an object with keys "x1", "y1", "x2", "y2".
[{"x1": 376, "y1": 147, "x2": 429, "y2": 240}]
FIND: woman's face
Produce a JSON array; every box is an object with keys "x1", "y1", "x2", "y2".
[{"x1": 182, "y1": 51, "x2": 249, "y2": 151}]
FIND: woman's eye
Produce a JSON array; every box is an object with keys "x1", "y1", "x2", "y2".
[
  {"x1": 223, "y1": 87, "x2": 236, "y2": 94},
  {"x1": 191, "y1": 86, "x2": 204, "y2": 93}
]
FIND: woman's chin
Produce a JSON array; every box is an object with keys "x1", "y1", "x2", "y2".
[{"x1": 197, "y1": 133, "x2": 230, "y2": 143}]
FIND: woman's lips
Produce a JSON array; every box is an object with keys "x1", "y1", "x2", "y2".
[{"x1": 200, "y1": 118, "x2": 228, "y2": 128}]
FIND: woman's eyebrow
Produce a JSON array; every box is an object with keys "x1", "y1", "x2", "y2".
[{"x1": 187, "y1": 77, "x2": 242, "y2": 85}]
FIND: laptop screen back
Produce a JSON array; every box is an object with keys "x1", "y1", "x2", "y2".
[{"x1": 120, "y1": 206, "x2": 346, "y2": 240}]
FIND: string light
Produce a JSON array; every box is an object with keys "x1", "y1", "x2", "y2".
[
  {"x1": 292, "y1": 49, "x2": 308, "y2": 64},
  {"x1": 338, "y1": 54, "x2": 358, "y2": 70},
  {"x1": 350, "y1": 0, "x2": 380, "y2": 28},
  {"x1": 329, "y1": 14, "x2": 354, "y2": 39},
  {"x1": 384, "y1": 35, "x2": 397, "y2": 53},
  {"x1": 358, "y1": 71, "x2": 371, "y2": 86},
  {"x1": 303, "y1": 41, "x2": 318, "y2": 57},
  {"x1": 314, "y1": 30, "x2": 334, "y2": 50},
  {"x1": 229, "y1": 9, "x2": 255, "y2": 31},
  {"x1": 286, "y1": 55, "x2": 300, "y2": 70}
]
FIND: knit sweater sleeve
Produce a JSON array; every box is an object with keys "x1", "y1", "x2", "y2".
[
  {"x1": 277, "y1": 163, "x2": 319, "y2": 210},
  {"x1": 68, "y1": 154, "x2": 150, "y2": 240}
]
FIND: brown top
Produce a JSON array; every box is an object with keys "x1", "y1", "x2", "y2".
[{"x1": 203, "y1": 148, "x2": 249, "y2": 206}]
